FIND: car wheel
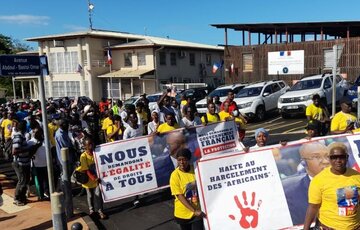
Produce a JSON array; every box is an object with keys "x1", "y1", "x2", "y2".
[
  {"x1": 256, "y1": 105, "x2": 265, "y2": 121},
  {"x1": 281, "y1": 113, "x2": 290, "y2": 119}
]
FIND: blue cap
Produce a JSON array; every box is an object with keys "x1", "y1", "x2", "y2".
[{"x1": 254, "y1": 128, "x2": 269, "y2": 138}]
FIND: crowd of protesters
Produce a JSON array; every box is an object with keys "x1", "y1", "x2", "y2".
[{"x1": 1, "y1": 88, "x2": 360, "y2": 228}]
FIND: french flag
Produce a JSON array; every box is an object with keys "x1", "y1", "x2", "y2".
[
  {"x1": 107, "y1": 48, "x2": 112, "y2": 65},
  {"x1": 280, "y1": 51, "x2": 291, "y2": 56},
  {"x1": 212, "y1": 63, "x2": 219, "y2": 74}
]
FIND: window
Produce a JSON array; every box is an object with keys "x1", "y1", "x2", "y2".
[
  {"x1": 159, "y1": 52, "x2": 166, "y2": 65},
  {"x1": 279, "y1": 82, "x2": 286, "y2": 88},
  {"x1": 137, "y1": 52, "x2": 146, "y2": 66},
  {"x1": 48, "y1": 51, "x2": 78, "y2": 74},
  {"x1": 51, "y1": 81, "x2": 83, "y2": 97},
  {"x1": 124, "y1": 53, "x2": 132, "y2": 67},
  {"x1": 324, "y1": 77, "x2": 332, "y2": 89},
  {"x1": 206, "y1": 54, "x2": 211, "y2": 66},
  {"x1": 272, "y1": 83, "x2": 281, "y2": 93},
  {"x1": 263, "y1": 85, "x2": 272, "y2": 95},
  {"x1": 170, "y1": 53, "x2": 177, "y2": 66},
  {"x1": 242, "y1": 53, "x2": 253, "y2": 72},
  {"x1": 189, "y1": 53, "x2": 195, "y2": 66}
]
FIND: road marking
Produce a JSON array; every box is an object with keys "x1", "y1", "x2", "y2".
[
  {"x1": 265, "y1": 116, "x2": 283, "y2": 124},
  {"x1": 0, "y1": 193, "x2": 30, "y2": 213},
  {"x1": 283, "y1": 126, "x2": 306, "y2": 134},
  {"x1": 268, "y1": 121, "x2": 304, "y2": 132}
]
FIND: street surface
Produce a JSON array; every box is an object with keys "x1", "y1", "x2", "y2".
[{"x1": 0, "y1": 114, "x2": 307, "y2": 230}]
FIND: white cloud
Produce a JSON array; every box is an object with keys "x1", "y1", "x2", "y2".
[
  {"x1": 63, "y1": 24, "x2": 88, "y2": 31},
  {"x1": 0, "y1": 14, "x2": 50, "y2": 25}
]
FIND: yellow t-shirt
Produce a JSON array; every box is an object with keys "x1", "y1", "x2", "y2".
[
  {"x1": 330, "y1": 111, "x2": 357, "y2": 132},
  {"x1": 157, "y1": 123, "x2": 180, "y2": 134},
  {"x1": 201, "y1": 113, "x2": 220, "y2": 124},
  {"x1": 137, "y1": 111, "x2": 148, "y2": 123},
  {"x1": 234, "y1": 117, "x2": 246, "y2": 130},
  {"x1": 170, "y1": 167, "x2": 199, "y2": 219},
  {"x1": 101, "y1": 117, "x2": 113, "y2": 130},
  {"x1": 1, "y1": 119, "x2": 13, "y2": 139},
  {"x1": 309, "y1": 167, "x2": 360, "y2": 229},
  {"x1": 219, "y1": 111, "x2": 231, "y2": 121},
  {"x1": 48, "y1": 123, "x2": 59, "y2": 147},
  {"x1": 106, "y1": 124, "x2": 123, "y2": 142},
  {"x1": 78, "y1": 152, "x2": 98, "y2": 189},
  {"x1": 306, "y1": 103, "x2": 324, "y2": 120},
  {"x1": 181, "y1": 100, "x2": 187, "y2": 106}
]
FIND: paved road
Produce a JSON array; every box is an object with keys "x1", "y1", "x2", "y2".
[{"x1": 0, "y1": 114, "x2": 308, "y2": 230}]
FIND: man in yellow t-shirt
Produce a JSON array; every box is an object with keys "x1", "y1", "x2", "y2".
[
  {"x1": 304, "y1": 142, "x2": 360, "y2": 230},
  {"x1": 201, "y1": 102, "x2": 220, "y2": 125},
  {"x1": 306, "y1": 94, "x2": 326, "y2": 121},
  {"x1": 1, "y1": 113, "x2": 13, "y2": 140},
  {"x1": 330, "y1": 98, "x2": 357, "y2": 135},
  {"x1": 48, "y1": 116, "x2": 59, "y2": 147},
  {"x1": 157, "y1": 113, "x2": 179, "y2": 134}
]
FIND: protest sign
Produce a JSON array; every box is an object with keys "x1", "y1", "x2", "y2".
[
  {"x1": 196, "y1": 134, "x2": 360, "y2": 229},
  {"x1": 196, "y1": 120, "x2": 241, "y2": 156},
  {"x1": 197, "y1": 150, "x2": 293, "y2": 230},
  {"x1": 94, "y1": 121, "x2": 241, "y2": 202},
  {"x1": 94, "y1": 137, "x2": 157, "y2": 202}
]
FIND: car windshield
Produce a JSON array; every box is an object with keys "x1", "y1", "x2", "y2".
[
  {"x1": 236, "y1": 87, "x2": 263, "y2": 98},
  {"x1": 355, "y1": 76, "x2": 360, "y2": 86},
  {"x1": 290, "y1": 79, "x2": 322, "y2": 91},
  {"x1": 124, "y1": 97, "x2": 139, "y2": 104},
  {"x1": 208, "y1": 89, "x2": 230, "y2": 98},
  {"x1": 147, "y1": 95, "x2": 161, "y2": 103}
]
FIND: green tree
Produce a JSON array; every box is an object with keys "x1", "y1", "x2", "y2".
[{"x1": 0, "y1": 34, "x2": 33, "y2": 98}]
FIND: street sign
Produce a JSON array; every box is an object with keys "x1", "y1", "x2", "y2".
[{"x1": 0, "y1": 55, "x2": 41, "y2": 76}]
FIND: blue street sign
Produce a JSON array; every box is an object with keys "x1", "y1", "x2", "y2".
[{"x1": 0, "y1": 55, "x2": 41, "y2": 76}]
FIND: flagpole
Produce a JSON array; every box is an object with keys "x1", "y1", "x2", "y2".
[{"x1": 108, "y1": 42, "x2": 113, "y2": 103}]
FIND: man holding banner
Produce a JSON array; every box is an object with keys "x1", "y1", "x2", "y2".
[{"x1": 304, "y1": 142, "x2": 360, "y2": 229}]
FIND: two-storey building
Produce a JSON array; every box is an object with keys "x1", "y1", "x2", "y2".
[{"x1": 26, "y1": 29, "x2": 224, "y2": 101}]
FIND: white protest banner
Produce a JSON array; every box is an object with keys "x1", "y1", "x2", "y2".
[
  {"x1": 196, "y1": 120, "x2": 241, "y2": 156},
  {"x1": 93, "y1": 121, "x2": 241, "y2": 203},
  {"x1": 94, "y1": 137, "x2": 157, "y2": 202},
  {"x1": 197, "y1": 150, "x2": 292, "y2": 229}
]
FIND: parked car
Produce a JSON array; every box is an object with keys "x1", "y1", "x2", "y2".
[
  {"x1": 278, "y1": 74, "x2": 349, "y2": 118},
  {"x1": 346, "y1": 75, "x2": 360, "y2": 108},
  {"x1": 123, "y1": 93, "x2": 162, "y2": 111},
  {"x1": 195, "y1": 83, "x2": 247, "y2": 115},
  {"x1": 175, "y1": 87, "x2": 210, "y2": 104},
  {"x1": 233, "y1": 80, "x2": 289, "y2": 121}
]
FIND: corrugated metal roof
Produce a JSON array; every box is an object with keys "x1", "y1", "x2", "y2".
[
  {"x1": 26, "y1": 29, "x2": 223, "y2": 51},
  {"x1": 98, "y1": 69, "x2": 155, "y2": 78},
  {"x1": 211, "y1": 21, "x2": 360, "y2": 37}
]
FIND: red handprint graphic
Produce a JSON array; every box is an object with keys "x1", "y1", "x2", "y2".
[{"x1": 228, "y1": 191, "x2": 262, "y2": 228}]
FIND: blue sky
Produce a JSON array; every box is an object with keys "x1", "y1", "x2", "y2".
[{"x1": 0, "y1": 0, "x2": 359, "y2": 49}]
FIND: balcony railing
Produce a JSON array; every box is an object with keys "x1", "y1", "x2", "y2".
[{"x1": 84, "y1": 59, "x2": 109, "y2": 68}]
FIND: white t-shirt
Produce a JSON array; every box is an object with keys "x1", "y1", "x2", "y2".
[
  {"x1": 123, "y1": 125, "x2": 143, "y2": 139},
  {"x1": 28, "y1": 138, "x2": 47, "y2": 167},
  {"x1": 147, "y1": 121, "x2": 162, "y2": 134},
  {"x1": 181, "y1": 116, "x2": 202, "y2": 128}
]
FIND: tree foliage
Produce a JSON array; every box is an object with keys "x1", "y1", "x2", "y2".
[{"x1": 0, "y1": 34, "x2": 33, "y2": 97}]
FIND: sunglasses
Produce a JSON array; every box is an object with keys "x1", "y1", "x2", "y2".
[{"x1": 329, "y1": 154, "x2": 348, "y2": 160}]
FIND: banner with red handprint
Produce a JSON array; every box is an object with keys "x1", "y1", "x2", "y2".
[
  {"x1": 196, "y1": 149, "x2": 293, "y2": 229},
  {"x1": 196, "y1": 134, "x2": 360, "y2": 229}
]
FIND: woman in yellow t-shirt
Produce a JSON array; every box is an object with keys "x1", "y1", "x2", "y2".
[
  {"x1": 78, "y1": 138, "x2": 107, "y2": 219},
  {"x1": 170, "y1": 148, "x2": 205, "y2": 230}
]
